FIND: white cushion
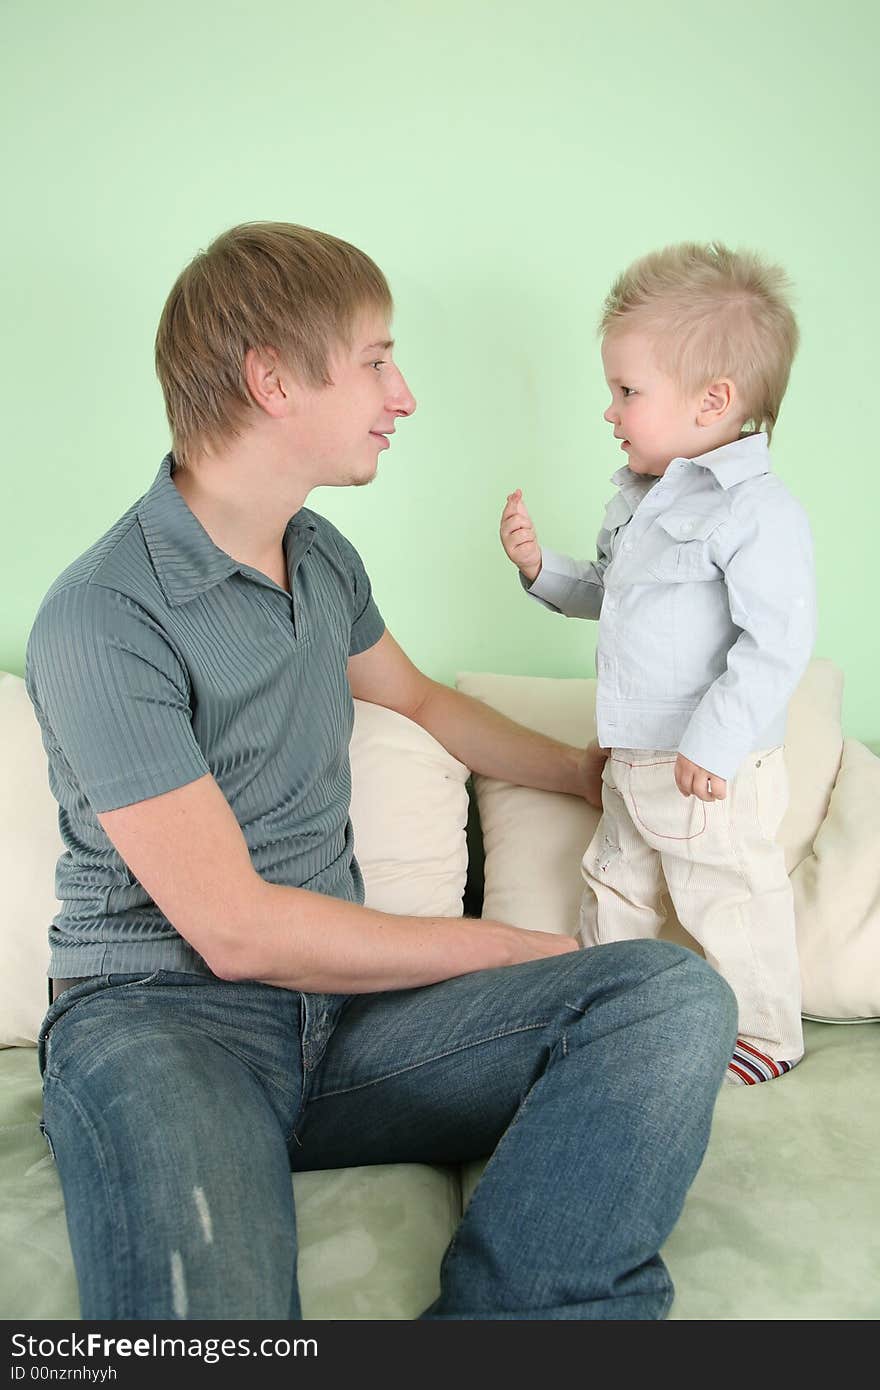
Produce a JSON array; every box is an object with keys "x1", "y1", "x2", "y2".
[
  {"x1": 456, "y1": 659, "x2": 879, "y2": 1022},
  {"x1": 0, "y1": 673, "x2": 469, "y2": 1047},
  {"x1": 348, "y1": 699, "x2": 469, "y2": 919},
  {"x1": 0, "y1": 674, "x2": 62, "y2": 1047},
  {"x1": 792, "y1": 738, "x2": 880, "y2": 1021}
]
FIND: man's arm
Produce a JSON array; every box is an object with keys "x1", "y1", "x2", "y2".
[
  {"x1": 347, "y1": 630, "x2": 606, "y2": 804},
  {"x1": 34, "y1": 583, "x2": 577, "y2": 995},
  {"x1": 97, "y1": 774, "x2": 577, "y2": 993}
]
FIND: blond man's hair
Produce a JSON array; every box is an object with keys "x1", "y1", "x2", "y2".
[
  {"x1": 154, "y1": 222, "x2": 393, "y2": 466},
  {"x1": 599, "y1": 242, "x2": 799, "y2": 440}
]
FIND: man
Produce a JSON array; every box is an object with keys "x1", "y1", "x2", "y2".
[{"x1": 26, "y1": 222, "x2": 736, "y2": 1320}]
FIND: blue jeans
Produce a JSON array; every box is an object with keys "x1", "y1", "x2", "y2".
[{"x1": 38, "y1": 942, "x2": 736, "y2": 1319}]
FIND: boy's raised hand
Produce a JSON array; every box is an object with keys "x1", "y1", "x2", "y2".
[{"x1": 500, "y1": 489, "x2": 542, "y2": 584}]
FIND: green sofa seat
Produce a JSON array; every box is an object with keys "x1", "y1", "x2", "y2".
[{"x1": 2, "y1": 1019, "x2": 877, "y2": 1320}]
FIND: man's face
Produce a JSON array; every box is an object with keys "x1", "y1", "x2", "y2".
[
  {"x1": 601, "y1": 330, "x2": 704, "y2": 476},
  {"x1": 286, "y1": 308, "x2": 417, "y2": 488}
]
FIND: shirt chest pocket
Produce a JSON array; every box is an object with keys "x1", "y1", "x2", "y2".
[
  {"x1": 600, "y1": 493, "x2": 635, "y2": 563},
  {"x1": 644, "y1": 512, "x2": 722, "y2": 582}
]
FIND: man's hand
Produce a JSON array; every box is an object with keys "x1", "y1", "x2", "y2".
[
  {"x1": 674, "y1": 753, "x2": 727, "y2": 802},
  {"x1": 500, "y1": 489, "x2": 542, "y2": 583},
  {"x1": 479, "y1": 921, "x2": 580, "y2": 963},
  {"x1": 577, "y1": 739, "x2": 609, "y2": 809}
]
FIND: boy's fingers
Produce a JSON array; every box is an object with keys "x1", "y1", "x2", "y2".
[
  {"x1": 502, "y1": 497, "x2": 529, "y2": 520},
  {"x1": 501, "y1": 515, "x2": 534, "y2": 540}
]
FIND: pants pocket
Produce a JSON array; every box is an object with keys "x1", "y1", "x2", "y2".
[
  {"x1": 753, "y1": 747, "x2": 788, "y2": 841},
  {"x1": 39, "y1": 971, "x2": 166, "y2": 1078},
  {"x1": 622, "y1": 757, "x2": 708, "y2": 842}
]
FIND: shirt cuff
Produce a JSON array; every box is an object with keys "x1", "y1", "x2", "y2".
[
  {"x1": 677, "y1": 725, "x2": 748, "y2": 783},
  {"x1": 520, "y1": 548, "x2": 581, "y2": 613}
]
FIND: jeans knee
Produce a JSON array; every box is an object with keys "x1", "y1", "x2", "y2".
[
  {"x1": 666, "y1": 950, "x2": 738, "y2": 1053},
  {"x1": 577, "y1": 936, "x2": 694, "y2": 988},
  {"x1": 588, "y1": 940, "x2": 736, "y2": 1046}
]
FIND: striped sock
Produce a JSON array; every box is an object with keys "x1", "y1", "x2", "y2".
[{"x1": 725, "y1": 1038, "x2": 801, "y2": 1085}]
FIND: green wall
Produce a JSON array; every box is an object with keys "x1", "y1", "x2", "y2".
[{"x1": 3, "y1": 0, "x2": 878, "y2": 741}]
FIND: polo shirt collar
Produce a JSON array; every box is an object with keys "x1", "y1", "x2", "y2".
[{"x1": 138, "y1": 454, "x2": 316, "y2": 607}]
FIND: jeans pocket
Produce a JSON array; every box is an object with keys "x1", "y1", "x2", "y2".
[
  {"x1": 106, "y1": 970, "x2": 165, "y2": 991},
  {"x1": 40, "y1": 971, "x2": 166, "y2": 1077}
]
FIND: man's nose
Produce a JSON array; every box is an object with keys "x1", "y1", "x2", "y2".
[{"x1": 388, "y1": 366, "x2": 416, "y2": 417}]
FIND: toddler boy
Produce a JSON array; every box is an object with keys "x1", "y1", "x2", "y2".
[{"x1": 500, "y1": 242, "x2": 816, "y2": 1083}]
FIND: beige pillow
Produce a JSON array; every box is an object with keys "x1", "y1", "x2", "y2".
[
  {"x1": 348, "y1": 698, "x2": 469, "y2": 918},
  {"x1": 456, "y1": 658, "x2": 876, "y2": 1021},
  {"x1": 792, "y1": 738, "x2": 880, "y2": 1021},
  {"x1": 0, "y1": 673, "x2": 62, "y2": 1047},
  {"x1": 0, "y1": 672, "x2": 469, "y2": 1047}
]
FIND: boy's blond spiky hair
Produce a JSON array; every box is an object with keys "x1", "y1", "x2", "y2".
[{"x1": 599, "y1": 242, "x2": 799, "y2": 440}]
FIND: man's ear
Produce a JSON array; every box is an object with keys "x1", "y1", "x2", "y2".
[
  {"x1": 243, "y1": 347, "x2": 289, "y2": 418},
  {"x1": 696, "y1": 379, "x2": 736, "y2": 427}
]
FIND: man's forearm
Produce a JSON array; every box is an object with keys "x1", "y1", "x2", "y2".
[
  {"x1": 215, "y1": 879, "x2": 570, "y2": 992},
  {"x1": 412, "y1": 679, "x2": 585, "y2": 795}
]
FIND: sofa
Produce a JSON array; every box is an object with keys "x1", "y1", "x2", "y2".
[{"x1": 1, "y1": 658, "x2": 878, "y2": 1320}]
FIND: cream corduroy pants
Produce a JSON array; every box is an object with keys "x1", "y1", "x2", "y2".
[{"x1": 578, "y1": 746, "x2": 804, "y2": 1065}]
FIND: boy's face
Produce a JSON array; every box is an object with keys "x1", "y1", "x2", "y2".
[
  {"x1": 285, "y1": 306, "x2": 416, "y2": 488},
  {"x1": 601, "y1": 330, "x2": 706, "y2": 477}
]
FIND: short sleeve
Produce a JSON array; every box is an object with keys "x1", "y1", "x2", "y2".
[
  {"x1": 25, "y1": 583, "x2": 211, "y2": 813},
  {"x1": 319, "y1": 521, "x2": 385, "y2": 656}
]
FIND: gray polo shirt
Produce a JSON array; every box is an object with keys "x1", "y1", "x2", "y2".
[{"x1": 25, "y1": 454, "x2": 385, "y2": 978}]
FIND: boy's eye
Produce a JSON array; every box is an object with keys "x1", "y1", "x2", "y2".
[{"x1": 621, "y1": 387, "x2": 635, "y2": 398}]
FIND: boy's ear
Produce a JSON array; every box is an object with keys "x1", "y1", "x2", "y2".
[{"x1": 696, "y1": 379, "x2": 736, "y2": 427}]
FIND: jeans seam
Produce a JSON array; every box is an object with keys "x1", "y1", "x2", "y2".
[
  {"x1": 44, "y1": 1073, "x2": 134, "y2": 1318},
  {"x1": 308, "y1": 1021, "x2": 552, "y2": 1102},
  {"x1": 439, "y1": 1045, "x2": 549, "y2": 1273}
]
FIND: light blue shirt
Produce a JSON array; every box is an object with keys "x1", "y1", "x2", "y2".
[{"x1": 524, "y1": 433, "x2": 816, "y2": 780}]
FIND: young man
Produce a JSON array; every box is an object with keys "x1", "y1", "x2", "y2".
[{"x1": 26, "y1": 222, "x2": 736, "y2": 1321}]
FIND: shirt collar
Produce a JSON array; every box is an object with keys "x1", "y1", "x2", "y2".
[
  {"x1": 609, "y1": 465, "x2": 658, "y2": 514},
  {"x1": 611, "y1": 432, "x2": 771, "y2": 499},
  {"x1": 688, "y1": 431, "x2": 771, "y2": 488},
  {"x1": 138, "y1": 454, "x2": 316, "y2": 607}
]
